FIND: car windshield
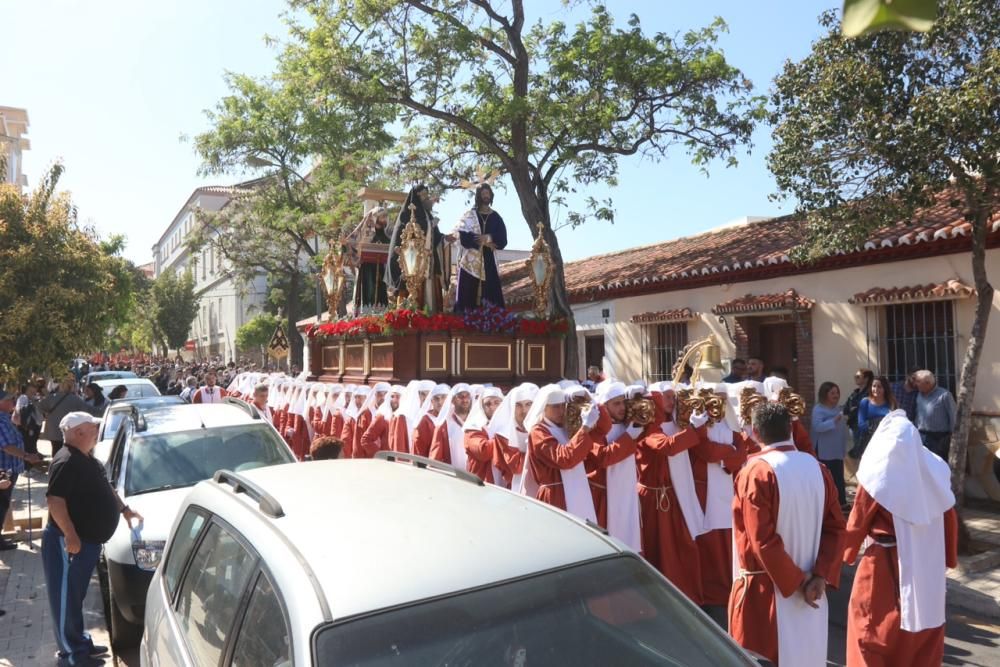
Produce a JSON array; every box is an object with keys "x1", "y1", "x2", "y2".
[
  {"x1": 313, "y1": 556, "x2": 756, "y2": 666},
  {"x1": 102, "y1": 412, "x2": 128, "y2": 441},
  {"x1": 125, "y1": 424, "x2": 294, "y2": 495}
]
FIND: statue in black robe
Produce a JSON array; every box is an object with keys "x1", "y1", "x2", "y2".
[{"x1": 386, "y1": 184, "x2": 447, "y2": 311}]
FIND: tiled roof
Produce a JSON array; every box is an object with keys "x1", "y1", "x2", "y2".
[
  {"x1": 630, "y1": 308, "x2": 698, "y2": 324},
  {"x1": 849, "y1": 279, "x2": 975, "y2": 305},
  {"x1": 712, "y1": 289, "x2": 814, "y2": 315},
  {"x1": 502, "y1": 190, "x2": 1000, "y2": 305}
]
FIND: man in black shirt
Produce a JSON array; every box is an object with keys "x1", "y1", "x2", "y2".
[{"x1": 42, "y1": 412, "x2": 142, "y2": 667}]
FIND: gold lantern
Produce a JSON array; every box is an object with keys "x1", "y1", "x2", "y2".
[
  {"x1": 396, "y1": 204, "x2": 430, "y2": 306},
  {"x1": 525, "y1": 222, "x2": 553, "y2": 317},
  {"x1": 322, "y1": 243, "x2": 347, "y2": 319}
]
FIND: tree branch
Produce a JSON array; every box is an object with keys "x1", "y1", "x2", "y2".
[{"x1": 404, "y1": 0, "x2": 516, "y2": 66}]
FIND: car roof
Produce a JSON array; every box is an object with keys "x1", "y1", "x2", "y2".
[
  {"x1": 137, "y1": 403, "x2": 263, "y2": 435},
  {"x1": 216, "y1": 460, "x2": 622, "y2": 621},
  {"x1": 108, "y1": 395, "x2": 184, "y2": 408},
  {"x1": 88, "y1": 371, "x2": 137, "y2": 379}
]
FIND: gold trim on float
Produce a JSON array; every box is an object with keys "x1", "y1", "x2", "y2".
[
  {"x1": 526, "y1": 344, "x2": 546, "y2": 372},
  {"x1": 370, "y1": 342, "x2": 395, "y2": 371},
  {"x1": 425, "y1": 341, "x2": 448, "y2": 372},
  {"x1": 464, "y1": 342, "x2": 513, "y2": 372}
]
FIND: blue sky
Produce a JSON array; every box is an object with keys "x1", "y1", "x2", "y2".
[{"x1": 5, "y1": 0, "x2": 837, "y2": 265}]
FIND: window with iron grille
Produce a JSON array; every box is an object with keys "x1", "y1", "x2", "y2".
[
  {"x1": 644, "y1": 322, "x2": 689, "y2": 382},
  {"x1": 865, "y1": 301, "x2": 958, "y2": 395}
]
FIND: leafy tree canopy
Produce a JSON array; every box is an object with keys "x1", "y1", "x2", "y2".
[
  {"x1": 152, "y1": 270, "x2": 201, "y2": 352},
  {"x1": 236, "y1": 312, "x2": 284, "y2": 351},
  {"x1": 0, "y1": 163, "x2": 135, "y2": 382}
]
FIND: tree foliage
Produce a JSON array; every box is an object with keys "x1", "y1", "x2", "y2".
[
  {"x1": 236, "y1": 312, "x2": 283, "y2": 351},
  {"x1": 0, "y1": 163, "x2": 135, "y2": 382},
  {"x1": 152, "y1": 269, "x2": 201, "y2": 352},
  {"x1": 842, "y1": 0, "x2": 937, "y2": 37},
  {"x1": 189, "y1": 72, "x2": 393, "y2": 366},
  {"x1": 281, "y1": 0, "x2": 765, "y2": 375},
  {"x1": 769, "y1": 1, "x2": 999, "y2": 501}
]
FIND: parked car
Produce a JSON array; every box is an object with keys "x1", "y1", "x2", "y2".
[
  {"x1": 93, "y1": 377, "x2": 160, "y2": 400},
  {"x1": 142, "y1": 453, "x2": 764, "y2": 666},
  {"x1": 101, "y1": 401, "x2": 295, "y2": 649},
  {"x1": 94, "y1": 396, "x2": 186, "y2": 464},
  {"x1": 84, "y1": 370, "x2": 138, "y2": 385}
]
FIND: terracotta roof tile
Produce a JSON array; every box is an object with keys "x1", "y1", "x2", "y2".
[
  {"x1": 503, "y1": 190, "x2": 999, "y2": 305},
  {"x1": 848, "y1": 279, "x2": 976, "y2": 305},
  {"x1": 711, "y1": 289, "x2": 814, "y2": 315},
  {"x1": 630, "y1": 308, "x2": 698, "y2": 324}
]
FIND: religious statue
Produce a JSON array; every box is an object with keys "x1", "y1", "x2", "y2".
[
  {"x1": 453, "y1": 182, "x2": 508, "y2": 311},
  {"x1": 386, "y1": 184, "x2": 449, "y2": 311},
  {"x1": 346, "y1": 206, "x2": 391, "y2": 310}
]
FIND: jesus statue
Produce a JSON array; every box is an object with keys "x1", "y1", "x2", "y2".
[{"x1": 453, "y1": 183, "x2": 507, "y2": 311}]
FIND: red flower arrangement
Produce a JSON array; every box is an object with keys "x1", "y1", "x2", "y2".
[{"x1": 307, "y1": 307, "x2": 568, "y2": 339}]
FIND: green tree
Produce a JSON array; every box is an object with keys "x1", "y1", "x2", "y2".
[
  {"x1": 842, "y1": 0, "x2": 937, "y2": 37},
  {"x1": 283, "y1": 0, "x2": 764, "y2": 375},
  {"x1": 236, "y1": 312, "x2": 283, "y2": 365},
  {"x1": 152, "y1": 270, "x2": 201, "y2": 354},
  {"x1": 0, "y1": 162, "x2": 134, "y2": 382},
  {"x1": 768, "y1": 1, "x2": 998, "y2": 506},
  {"x1": 189, "y1": 72, "x2": 392, "y2": 367}
]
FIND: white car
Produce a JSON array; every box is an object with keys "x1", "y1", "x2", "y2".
[
  {"x1": 94, "y1": 396, "x2": 185, "y2": 464},
  {"x1": 142, "y1": 453, "x2": 764, "y2": 666},
  {"x1": 101, "y1": 401, "x2": 295, "y2": 649},
  {"x1": 93, "y1": 377, "x2": 161, "y2": 399}
]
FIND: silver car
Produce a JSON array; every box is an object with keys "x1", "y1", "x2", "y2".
[{"x1": 142, "y1": 454, "x2": 762, "y2": 666}]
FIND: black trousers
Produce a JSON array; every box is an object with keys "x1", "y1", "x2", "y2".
[
  {"x1": 920, "y1": 430, "x2": 951, "y2": 461},
  {"x1": 0, "y1": 472, "x2": 18, "y2": 528},
  {"x1": 820, "y1": 459, "x2": 847, "y2": 506}
]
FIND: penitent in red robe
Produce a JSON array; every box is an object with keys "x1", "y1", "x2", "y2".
[
  {"x1": 492, "y1": 434, "x2": 516, "y2": 489},
  {"x1": 585, "y1": 404, "x2": 638, "y2": 529},
  {"x1": 527, "y1": 422, "x2": 594, "y2": 512},
  {"x1": 285, "y1": 412, "x2": 311, "y2": 461},
  {"x1": 728, "y1": 444, "x2": 845, "y2": 666},
  {"x1": 358, "y1": 413, "x2": 389, "y2": 459},
  {"x1": 411, "y1": 414, "x2": 436, "y2": 458},
  {"x1": 843, "y1": 486, "x2": 958, "y2": 667},
  {"x1": 339, "y1": 417, "x2": 357, "y2": 459},
  {"x1": 691, "y1": 428, "x2": 749, "y2": 606},
  {"x1": 791, "y1": 419, "x2": 816, "y2": 457},
  {"x1": 389, "y1": 414, "x2": 410, "y2": 453},
  {"x1": 428, "y1": 421, "x2": 453, "y2": 464},
  {"x1": 464, "y1": 428, "x2": 497, "y2": 484},
  {"x1": 636, "y1": 416, "x2": 704, "y2": 604}
]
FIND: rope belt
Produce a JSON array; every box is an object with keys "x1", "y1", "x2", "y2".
[
  {"x1": 588, "y1": 481, "x2": 607, "y2": 490},
  {"x1": 735, "y1": 568, "x2": 767, "y2": 608},
  {"x1": 870, "y1": 538, "x2": 897, "y2": 547},
  {"x1": 638, "y1": 483, "x2": 673, "y2": 512},
  {"x1": 537, "y1": 481, "x2": 563, "y2": 490}
]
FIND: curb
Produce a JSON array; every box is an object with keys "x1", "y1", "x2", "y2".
[{"x1": 947, "y1": 578, "x2": 1000, "y2": 620}]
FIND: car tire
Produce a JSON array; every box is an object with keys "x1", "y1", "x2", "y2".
[{"x1": 108, "y1": 579, "x2": 143, "y2": 650}]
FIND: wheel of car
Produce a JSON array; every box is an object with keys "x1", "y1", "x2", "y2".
[{"x1": 108, "y1": 578, "x2": 143, "y2": 650}]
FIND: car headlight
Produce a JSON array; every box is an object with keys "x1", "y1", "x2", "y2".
[{"x1": 132, "y1": 541, "x2": 166, "y2": 571}]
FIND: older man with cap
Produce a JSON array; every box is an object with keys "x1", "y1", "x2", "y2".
[
  {"x1": 519, "y1": 384, "x2": 599, "y2": 522},
  {"x1": 429, "y1": 384, "x2": 472, "y2": 466},
  {"x1": 43, "y1": 412, "x2": 142, "y2": 667},
  {"x1": 462, "y1": 387, "x2": 505, "y2": 483},
  {"x1": 637, "y1": 381, "x2": 708, "y2": 604},
  {"x1": 359, "y1": 384, "x2": 404, "y2": 457},
  {"x1": 489, "y1": 383, "x2": 539, "y2": 489},
  {"x1": 843, "y1": 410, "x2": 957, "y2": 666},
  {"x1": 412, "y1": 384, "x2": 450, "y2": 458},
  {"x1": 586, "y1": 382, "x2": 642, "y2": 550}
]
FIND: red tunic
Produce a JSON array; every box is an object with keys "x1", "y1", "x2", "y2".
[
  {"x1": 493, "y1": 434, "x2": 517, "y2": 489},
  {"x1": 339, "y1": 417, "x2": 356, "y2": 459},
  {"x1": 327, "y1": 412, "x2": 345, "y2": 443},
  {"x1": 285, "y1": 413, "x2": 311, "y2": 461},
  {"x1": 352, "y1": 410, "x2": 374, "y2": 458},
  {"x1": 464, "y1": 428, "x2": 497, "y2": 484},
  {"x1": 791, "y1": 419, "x2": 816, "y2": 457},
  {"x1": 691, "y1": 427, "x2": 749, "y2": 606},
  {"x1": 636, "y1": 419, "x2": 704, "y2": 604},
  {"x1": 389, "y1": 414, "x2": 410, "y2": 453},
  {"x1": 192, "y1": 386, "x2": 228, "y2": 403},
  {"x1": 358, "y1": 413, "x2": 389, "y2": 459},
  {"x1": 843, "y1": 486, "x2": 958, "y2": 667},
  {"x1": 428, "y1": 421, "x2": 452, "y2": 464},
  {"x1": 526, "y1": 423, "x2": 594, "y2": 512},
  {"x1": 584, "y1": 404, "x2": 638, "y2": 528},
  {"x1": 311, "y1": 411, "x2": 326, "y2": 438},
  {"x1": 728, "y1": 445, "x2": 846, "y2": 666},
  {"x1": 412, "y1": 414, "x2": 436, "y2": 458}
]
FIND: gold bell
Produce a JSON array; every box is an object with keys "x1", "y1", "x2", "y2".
[{"x1": 694, "y1": 335, "x2": 726, "y2": 384}]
